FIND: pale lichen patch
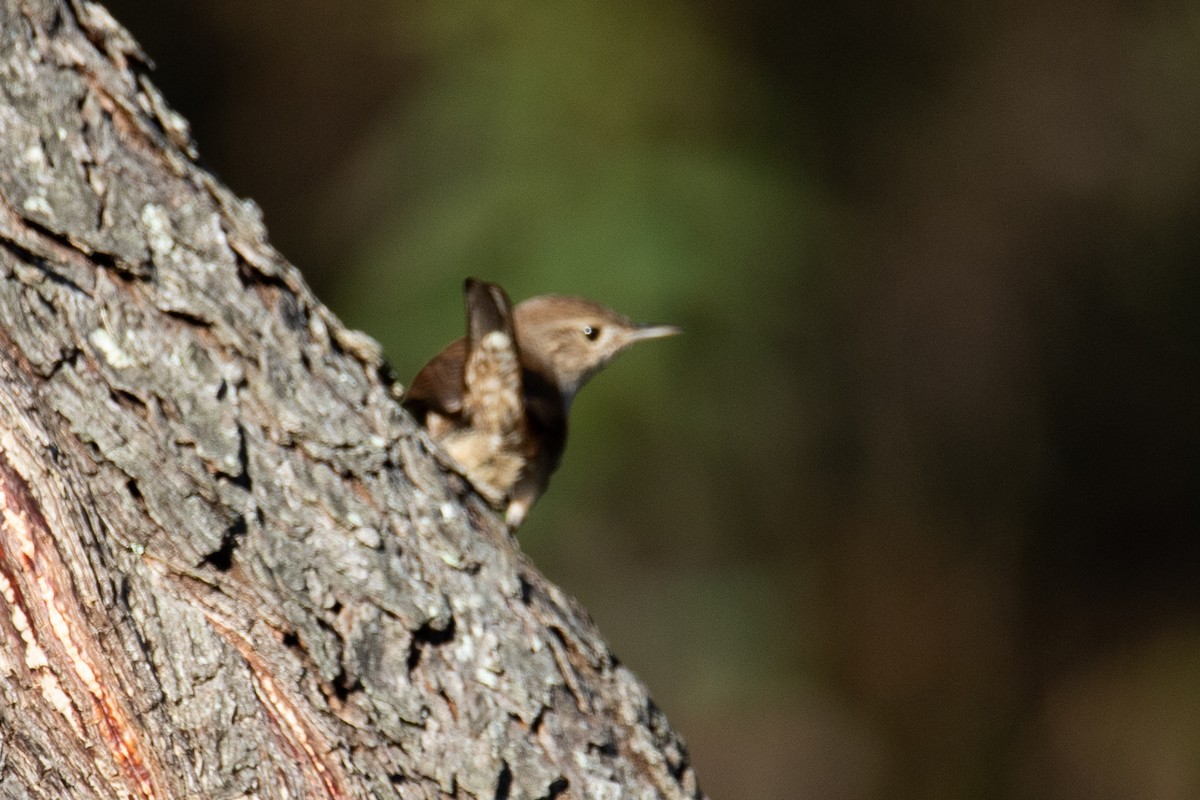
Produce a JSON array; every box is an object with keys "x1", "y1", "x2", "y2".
[
  {"x1": 22, "y1": 194, "x2": 53, "y2": 217},
  {"x1": 88, "y1": 327, "x2": 136, "y2": 369},
  {"x1": 140, "y1": 203, "x2": 175, "y2": 260}
]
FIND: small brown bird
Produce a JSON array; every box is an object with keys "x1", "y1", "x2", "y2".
[{"x1": 404, "y1": 278, "x2": 680, "y2": 528}]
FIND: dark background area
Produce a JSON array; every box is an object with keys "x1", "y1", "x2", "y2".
[{"x1": 102, "y1": 2, "x2": 1200, "y2": 798}]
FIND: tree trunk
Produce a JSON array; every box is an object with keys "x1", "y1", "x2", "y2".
[{"x1": 0, "y1": 3, "x2": 704, "y2": 798}]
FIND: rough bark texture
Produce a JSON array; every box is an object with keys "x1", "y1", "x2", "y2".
[{"x1": 0, "y1": 2, "x2": 704, "y2": 798}]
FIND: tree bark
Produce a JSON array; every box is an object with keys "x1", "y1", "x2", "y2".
[{"x1": 0, "y1": 2, "x2": 704, "y2": 798}]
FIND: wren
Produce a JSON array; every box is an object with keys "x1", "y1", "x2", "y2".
[{"x1": 404, "y1": 278, "x2": 680, "y2": 529}]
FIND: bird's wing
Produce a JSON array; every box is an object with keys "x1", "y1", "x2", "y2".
[
  {"x1": 403, "y1": 337, "x2": 468, "y2": 420},
  {"x1": 402, "y1": 279, "x2": 519, "y2": 422}
]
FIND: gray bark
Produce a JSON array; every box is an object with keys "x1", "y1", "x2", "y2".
[{"x1": 0, "y1": 2, "x2": 704, "y2": 798}]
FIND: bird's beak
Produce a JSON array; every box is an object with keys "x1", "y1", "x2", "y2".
[{"x1": 627, "y1": 323, "x2": 682, "y2": 343}]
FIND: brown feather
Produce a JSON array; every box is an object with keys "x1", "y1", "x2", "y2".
[{"x1": 403, "y1": 337, "x2": 467, "y2": 421}]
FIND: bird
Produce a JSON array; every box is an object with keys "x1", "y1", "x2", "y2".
[{"x1": 403, "y1": 278, "x2": 680, "y2": 529}]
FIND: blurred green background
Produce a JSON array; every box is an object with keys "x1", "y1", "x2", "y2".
[{"x1": 105, "y1": 2, "x2": 1200, "y2": 798}]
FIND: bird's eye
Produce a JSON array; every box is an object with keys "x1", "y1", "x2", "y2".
[{"x1": 582, "y1": 325, "x2": 601, "y2": 341}]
